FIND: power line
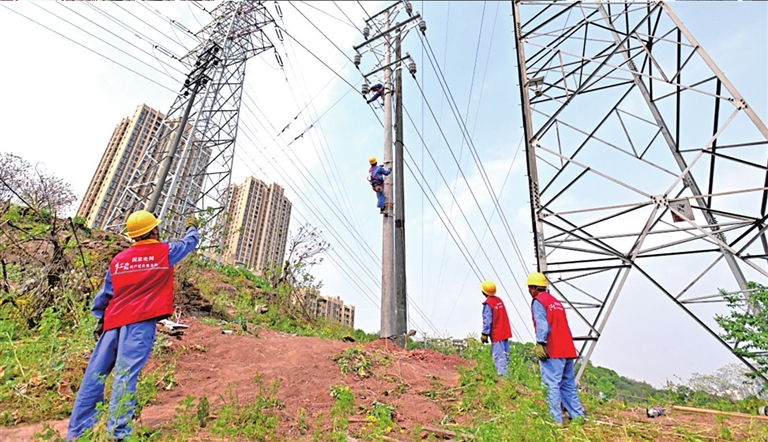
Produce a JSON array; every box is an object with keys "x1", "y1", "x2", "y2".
[
  {"x1": 271, "y1": 8, "x2": 370, "y2": 262},
  {"x1": 296, "y1": 1, "x2": 358, "y2": 30},
  {"x1": 231, "y1": 145, "x2": 383, "y2": 314},
  {"x1": 241, "y1": 90, "x2": 382, "y2": 268},
  {"x1": 115, "y1": 1, "x2": 194, "y2": 53},
  {"x1": 32, "y1": 2, "x2": 181, "y2": 85},
  {"x1": 59, "y1": 3, "x2": 186, "y2": 77},
  {"x1": 0, "y1": 4, "x2": 177, "y2": 93},
  {"x1": 276, "y1": 25, "x2": 359, "y2": 93},
  {"x1": 235, "y1": 124, "x2": 442, "y2": 338},
  {"x1": 400, "y1": 103, "x2": 529, "y2": 340},
  {"x1": 418, "y1": 32, "x2": 530, "y2": 277},
  {"x1": 284, "y1": 2, "x2": 449, "y2": 337}
]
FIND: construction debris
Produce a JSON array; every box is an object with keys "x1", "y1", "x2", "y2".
[
  {"x1": 159, "y1": 319, "x2": 189, "y2": 330},
  {"x1": 646, "y1": 407, "x2": 665, "y2": 418}
]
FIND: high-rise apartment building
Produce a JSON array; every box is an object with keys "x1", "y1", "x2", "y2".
[
  {"x1": 302, "y1": 291, "x2": 355, "y2": 328},
  {"x1": 78, "y1": 104, "x2": 164, "y2": 228},
  {"x1": 77, "y1": 104, "x2": 208, "y2": 234},
  {"x1": 220, "y1": 176, "x2": 292, "y2": 273}
]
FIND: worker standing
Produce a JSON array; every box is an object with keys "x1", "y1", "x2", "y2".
[
  {"x1": 368, "y1": 156, "x2": 391, "y2": 215},
  {"x1": 526, "y1": 272, "x2": 585, "y2": 423},
  {"x1": 480, "y1": 280, "x2": 512, "y2": 376},
  {"x1": 67, "y1": 211, "x2": 199, "y2": 441}
]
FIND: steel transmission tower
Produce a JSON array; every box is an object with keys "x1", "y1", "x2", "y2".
[
  {"x1": 105, "y1": 1, "x2": 276, "y2": 239},
  {"x1": 512, "y1": 1, "x2": 768, "y2": 381}
]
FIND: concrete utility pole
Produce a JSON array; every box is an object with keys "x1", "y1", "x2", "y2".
[
  {"x1": 380, "y1": 10, "x2": 396, "y2": 343},
  {"x1": 393, "y1": 29, "x2": 407, "y2": 348},
  {"x1": 354, "y1": 1, "x2": 424, "y2": 347},
  {"x1": 147, "y1": 44, "x2": 218, "y2": 214}
]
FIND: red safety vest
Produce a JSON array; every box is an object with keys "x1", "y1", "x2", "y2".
[
  {"x1": 532, "y1": 291, "x2": 577, "y2": 359},
  {"x1": 103, "y1": 240, "x2": 174, "y2": 331},
  {"x1": 483, "y1": 295, "x2": 513, "y2": 342},
  {"x1": 368, "y1": 166, "x2": 383, "y2": 186}
]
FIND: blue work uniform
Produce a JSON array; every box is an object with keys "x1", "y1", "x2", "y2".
[
  {"x1": 533, "y1": 300, "x2": 585, "y2": 423},
  {"x1": 369, "y1": 165, "x2": 391, "y2": 210},
  {"x1": 66, "y1": 227, "x2": 199, "y2": 441},
  {"x1": 482, "y1": 303, "x2": 510, "y2": 376},
  {"x1": 367, "y1": 83, "x2": 384, "y2": 104}
]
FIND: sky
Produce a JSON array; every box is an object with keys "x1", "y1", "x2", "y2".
[{"x1": 0, "y1": 1, "x2": 766, "y2": 387}]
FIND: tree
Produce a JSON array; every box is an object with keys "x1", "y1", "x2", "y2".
[
  {"x1": 687, "y1": 363, "x2": 765, "y2": 400},
  {"x1": 0, "y1": 152, "x2": 76, "y2": 216},
  {"x1": 715, "y1": 282, "x2": 768, "y2": 383},
  {"x1": 0, "y1": 152, "x2": 81, "y2": 326},
  {"x1": 282, "y1": 223, "x2": 330, "y2": 290},
  {"x1": 0, "y1": 152, "x2": 30, "y2": 205},
  {"x1": 263, "y1": 223, "x2": 331, "y2": 321}
]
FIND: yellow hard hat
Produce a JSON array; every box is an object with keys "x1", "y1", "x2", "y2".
[
  {"x1": 126, "y1": 210, "x2": 161, "y2": 239},
  {"x1": 480, "y1": 280, "x2": 496, "y2": 296},
  {"x1": 369, "y1": 156, "x2": 377, "y2": 165},
  {"x1": 526, "y1": 272, "x2": 548, "y2": 287}
]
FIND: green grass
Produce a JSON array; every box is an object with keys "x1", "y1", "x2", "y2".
[{"x1": 3, "y1": 210, "x2": 768, "y2": 441}]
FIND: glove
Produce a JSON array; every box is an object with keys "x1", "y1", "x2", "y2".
[
  {"x1": 184, "y1": 215, "x2": 199, "y2": 230},
  {"x1": 535, "y1": 342, "x2": 549, "y2": 361},
  {"x1": 481, "y1": 334, "x2": 489, "y2": 344},
  {"x1": 93, "y1": 319, "x2": 104, "y2": 342}
]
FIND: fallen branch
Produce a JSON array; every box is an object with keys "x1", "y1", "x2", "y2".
[
  {"x1": 672, "y1": 405, "x2": 768, "y2": 421},
  {"x1": 421, "y1": 424, "x2": 474, "y2": 440}
]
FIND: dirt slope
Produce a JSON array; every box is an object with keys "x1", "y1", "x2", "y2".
[
  {"x1": 0, "y1": 317, "x2": 466, "y2": 441},
  {"x1": 1, "y1": 318, "x2": 762, "y2": 441}
]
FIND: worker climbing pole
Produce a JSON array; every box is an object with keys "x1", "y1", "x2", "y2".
[
  {"x1": 354, "y1": 0, "x2": 425, "y2": 347},
  {"x1": 367, "y1": 156, "x2": 391, "y2": 215}
]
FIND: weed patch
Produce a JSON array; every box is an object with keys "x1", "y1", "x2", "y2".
[{"x1": 332, "y1": 346, "x2": 390, "y2": 378}]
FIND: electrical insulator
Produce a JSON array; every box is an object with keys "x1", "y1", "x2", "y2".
[
  {"x1": 405, "y1": 1, "x2": 412, "y2": 15},
  {"x1": 408, "y1": 61, "x2": 417, "y2": 76},
  {"x1": 354, "y1": 53, "x2": 361, "y2": 67},
  {"x1": 363, "y1": 26, "x2": 370, "y2": 39},
  {"x1": 362, "y1": 83, "x2": 370, "y2": 95},
  {"x1": 419, "y1": 20, "x2": 427, "y2": 34}
]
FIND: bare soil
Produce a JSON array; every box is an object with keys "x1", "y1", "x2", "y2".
[
  {"x1": 0, "y1": 317, "x2": 467, "y2": 441},
  {"x1": 1, "y1": 318, "x2": 763, "y2": 441}
]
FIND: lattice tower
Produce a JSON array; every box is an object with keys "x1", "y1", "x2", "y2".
[
  {"x1": 105, "y1": 0, "x2": 276, "y2": 241},
  {"x1": 512, "y1": 0, "x2": 768, "y2": 381}
]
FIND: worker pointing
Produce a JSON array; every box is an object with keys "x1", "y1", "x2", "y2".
[
  {"x1": 67, "y1": 211, "x2": 199, "y2": 441},
  {"x1": 368, "y1": 156, "x2": 391, "y2": 216},
  {"x1": 527, "y1": 272, "x2": 585, "y2": 423},
  {"x1": 480, "y1": 280, "x2": 512, "y2": 376}
]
